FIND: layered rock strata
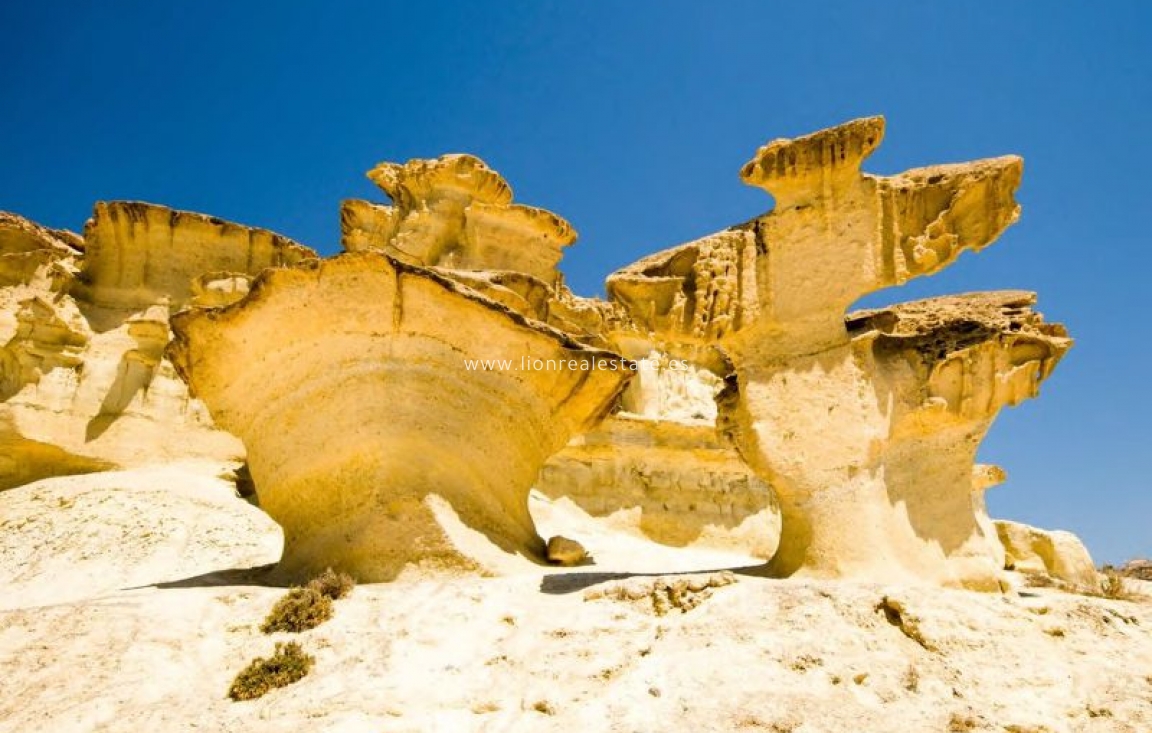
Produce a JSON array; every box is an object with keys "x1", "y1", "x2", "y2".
[
  {"x1": 0, "y1": 204, "x2": 313, "y2": 489},
  {"x1": 169, "y1": 252, "x2": 631, "y2": 581},
  {"x1": 536, "y1": 413, "x2": 780, "y2": 558},
  {"x1": 78, "y1": 201, "x2": 315, "y2": 311}
]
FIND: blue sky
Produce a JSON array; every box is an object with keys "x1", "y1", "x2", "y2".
[{"x1": 2, "y1": 2, "x2": 1148, "y2": 562}]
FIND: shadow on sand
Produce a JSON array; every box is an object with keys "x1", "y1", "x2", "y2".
[
  {"x1": 133, "y1": 563, "x2": 287, "y2": 591},
  {"x1": 538, "y1": 562, "x2": 773, "y2": 595}
]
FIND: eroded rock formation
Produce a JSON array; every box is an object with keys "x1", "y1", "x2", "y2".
[
  {"x1": 343, "y1": 154, "x2": 576, "y2": 283},
  {"x1": 537, "y1": 413, "x2": 780, "y2": 559},
  {"x1": 712, "y1": 291, "x2": 1072, "y2": 588},
  {"x1": 995, "y1": 520, "x2": 1099, "y2": 593},
  {"x1": 169, "y1": 252, "x2": 631, "y2": 581},
  {"x1": 972, "y1": 464, "x2": 1008, "y2": 572},
  {"x1": 78, "y1": 201, "x2": 314, "y2": 311},
  {"x1": 344, "y1": 154, "x2": 627, "y2": 347},
  {"x1": 608, "y1": 117, "x2": 1072, "y2": 589},
  {"x1": 2, "y1": 117, "x2": 1088, "y2": 590},
  {"x1": 535, "y1": 345, "x2": 780, "y2": 558},
  {"x1": 0, "y1": 204, "x2": 314, "y2": 489}
]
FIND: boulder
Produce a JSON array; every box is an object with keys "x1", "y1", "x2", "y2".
[
  {"x1": 545, "y1": 536, "x2": 588, "y2": 566},
  {"x1": 995, "y1": 520, "x2": 1099, "y2": 593}
]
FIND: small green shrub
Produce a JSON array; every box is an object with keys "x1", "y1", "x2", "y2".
[
  {"x1": 228, "y1": 641, "x2": 313, "y2": 701},
  {"x1": 260, "y1": 587, "x2": 333, "y2": 634},
  {"x1": 307, "y1": 567, "x2": 355, "y2": 600}
]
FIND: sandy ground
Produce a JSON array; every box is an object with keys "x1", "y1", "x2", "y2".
[{"x1": 1, "y1": 468, "x2": 1150, "y2": 732}]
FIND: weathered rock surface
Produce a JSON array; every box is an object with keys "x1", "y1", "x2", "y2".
[
  {"x1": 343, "y1": 154, "x2": 576, "y2": 283},
  {"x1": 169, "y1": 252, "x2": 631, "y2": 581},
  {"x1": 609, "y1": 117, "x2": 1071, "y2": 588},
  {"x1": 721, "y1": 291, "x2": 1070, "y2": 588},
  {"x1": 0, "y1": 462, "x2": 282, "y2": 609},
  {"x1": 1120, "y1": 559, "x2": 1152, "y2": 581},
  {"x1": 608, "y1": 117, "x2": 1023, "y2": 355},
  {"x1": 77, "y1": 201, "x2": 315, "y2": 311},
  {"x1": 996, "y1": 519, "x2": 1100, "y2": 593},
  {"x1": 0, "y1": 211, "x2": 82, "y2": 288},
  {"x1": 537, "y1": 414, "x2": 780, "y2": 559},
  {"x1": 4, "y1": 549, "x2": 1149, "y2": 732},
  {"x1": 1, "y1": 121, "x2": 1091, "y2": 597},
  {"x1": 972, "y1": 464, "x2": 1008, "y2": 572},
  {"x1": 0, "y1": 204, "x2": 316, "y2": 490}
]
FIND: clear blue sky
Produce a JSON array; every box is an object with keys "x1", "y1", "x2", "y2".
[{"x1": 2, "y1": 2, "x2": 1148, "y2": 563}]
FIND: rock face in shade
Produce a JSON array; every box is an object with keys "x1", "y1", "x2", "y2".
[
  {"x1": 607, "y1": 116, "x2": 1073, "y2": 589},
  {"x1": 342, "y1": 154, "x2": 576, "y2": 284},
  {"x1": 0, "y1": 205, "x2": 315, "y2": 490},
  {"x1": 995, "y1": 519, "x2": 1100, "y2": 593},
  {"x1": 168, "y1": 252, "x2": 631, "y2": 582},
  {"x1": 536, "y1": 413, "x2": 781, "y2": 559}
]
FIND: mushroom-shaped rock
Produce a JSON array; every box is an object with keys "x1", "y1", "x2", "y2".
[
  {"x1": 168, "y1": 252, "x2": 631, "y2": 581},
  {"x1": 608, "y1": 117, "x2": 1054, "y2": 589},
  {"x1": 78, "y1": 201, "x2": 316, "y2": 311},
  {"x1": 719, "y1": 292, "x2": 1070, "y2": 589},
  {"x1": 367, "y1": 153, "x2": 513, "y2": 210},
  {"x1": 995, "y1": 520, "x2": 1099, "y2": 593},
  {"x1": 343, "y1": 154, "x2": 575, "y2": 284}
]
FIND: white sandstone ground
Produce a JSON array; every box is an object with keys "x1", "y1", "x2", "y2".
[{"x1": 0, "y1": 467, "x2": 1149, "y2": 733}]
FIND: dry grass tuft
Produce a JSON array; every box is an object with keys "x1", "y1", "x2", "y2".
[
  {"x1": 307, "y1": 567, "x2": 355, "y2": 600},
  {"x1": 1099, "y1": 569, "x2": 1140, "y2": 602},
  {"x1": 228, "y1": 641, "x2": 313, "y2": 701},
  {"x1": 902, "y1": 664, "x2": 920, "y2": 693},
  {"x1": 948, "y1": 713, "x2": 978, "y2": 732},
  {"x1": 260, "y1": 587, "x2": 333, "y2": 634}
]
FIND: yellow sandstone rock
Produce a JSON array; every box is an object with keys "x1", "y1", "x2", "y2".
[
  {"x1": 168, "y1": 252, "x2": 631, "y2": 581},
  {"x1": 995, "y1": 520, "x2": 1099, "y2": 593},
  {"x1": 608, "y1": 117, "x2": 1072, "y2": 589},
  {"x1": 0, "y1": 204, "x2": 314, "y2": 490},
  {"x1": 343, "y1": 154, "x2": 575, "y2": 283},
  {"x1": 0, "y1": 120, "x2": 1089, "y2": 592},
  {"x1": 536, "y1": 413, "x2": 780, "y2": 559},
  {"x1": 972, "y1": 464, "x2": 1008, "y2": 573},
  {"x1": 78, "y1": 201, "x2": 314, "y2": 311}
]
